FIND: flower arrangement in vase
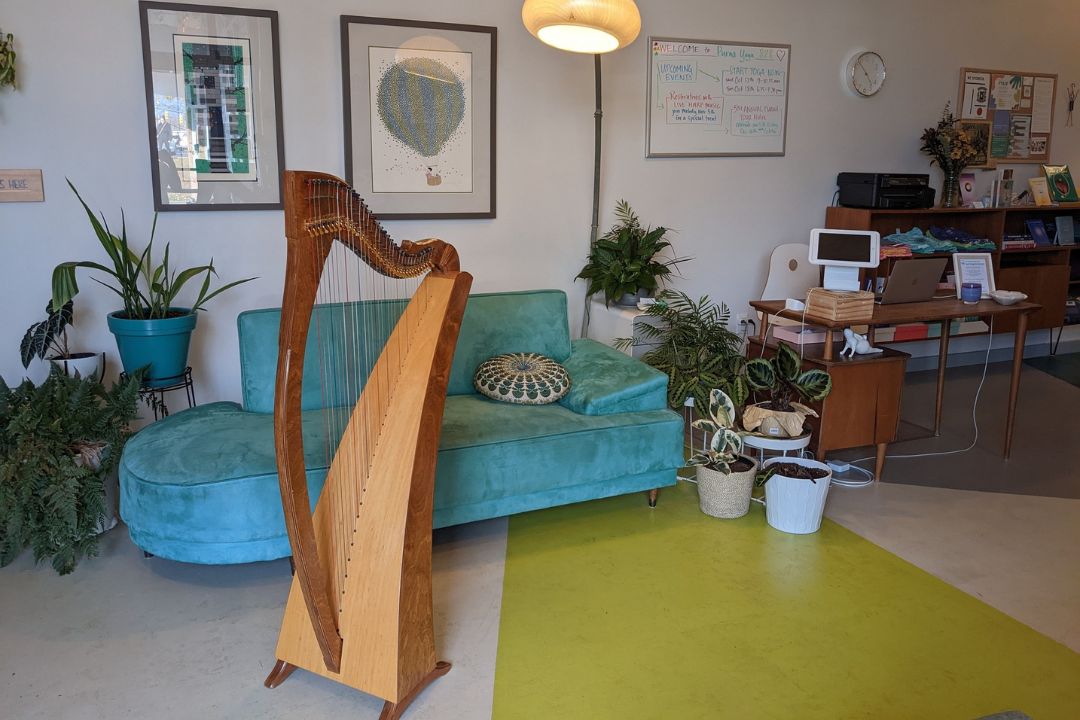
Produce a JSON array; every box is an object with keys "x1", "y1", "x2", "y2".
[{"x1": 919, "y1": 102, "x2": 986, "y2": 208}]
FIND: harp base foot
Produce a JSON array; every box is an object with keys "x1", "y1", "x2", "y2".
[
  {"x1": 378, "y1": 661, "x2": 452, "y2": 720},
  {"x1": 263, "y1": 659, "x2": 297, "y2": 689}
]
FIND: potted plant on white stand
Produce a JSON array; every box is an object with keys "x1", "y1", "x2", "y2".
[
  {"x1": 742, "y1": 342, "x2": 832, "y2": 439},
  {"x1": 51, "y1": 181, "x2": 255, "y2": 387},
  {"x1": 687, "y1": 389, "x2": 758, "y2": 519},
  {"x1": 756, "y1": 457, "x2": 833, "y2": 534},
  {"x1": 21, "y1": 300, "x2": 104, "y2": 380}
]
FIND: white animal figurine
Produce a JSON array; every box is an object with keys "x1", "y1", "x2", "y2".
[{"x1": 840, "y1": 327, "x2": 883, "y2": 357}]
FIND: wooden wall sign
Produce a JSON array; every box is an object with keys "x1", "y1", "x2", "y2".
[{"x1": 0, "y1": 169, "x2": 44, "y2": 202}]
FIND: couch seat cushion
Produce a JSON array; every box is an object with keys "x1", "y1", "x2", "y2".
[
  {"x1": 119, "y1": 402, "x2": 332, "y2": 563},
  {"x1": 434, "y1": 394, "x2": 683, "y2": 515}
]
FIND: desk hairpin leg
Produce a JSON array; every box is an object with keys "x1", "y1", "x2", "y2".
[
  {"x1": 934, "y1": 319, "x2": 951, "y2": 436},
  {"x1": 1003, "y1": 311, "x2": 1029, "y2": 460}
]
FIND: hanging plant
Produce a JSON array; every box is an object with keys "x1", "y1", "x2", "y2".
[{"x1": 0, "y1": 31, "x2": 16, "y2": 91}]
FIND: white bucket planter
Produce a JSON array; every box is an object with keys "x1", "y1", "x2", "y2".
[
  {"x1": 52, "y1": 352, "x2": 105, "y2": 381},
  {"x1": 696, "y1": 456, "x2": 758, "y2": 519},
  {"x1": 762, "y1": 456, "x2": 832, "y2": 534}
]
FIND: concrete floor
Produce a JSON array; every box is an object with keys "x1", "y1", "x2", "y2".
[
  {"x1": 0, "y1": 519, "x2": 508, "y2": 720},
  {"x1": 1, "y1": 362, "x2": 1077, "y2": 718},
  {"x1": 833, "y1": 362, "x2": 1080, "y2": 499}
]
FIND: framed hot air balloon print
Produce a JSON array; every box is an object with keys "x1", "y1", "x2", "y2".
[
  {"x1": 139, "y1": 2, "x2": 286, "y2": 211},
  {"x1": 342, "y1": 17, "x2": 497, "y2": 219}
]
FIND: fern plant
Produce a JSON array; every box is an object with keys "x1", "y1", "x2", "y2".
[
  {"x1": 619, "y1": 290, "x2": 747, "y2": 417},
  {"x1": 576, "y1": 200, "x2": 687, "y2": 305},
  {"x1": 744, "y1": 341, "x2": 833, "y2": 411},
  {"x1": 0, "y1": 365, "x2": 143, "y2": 575}
]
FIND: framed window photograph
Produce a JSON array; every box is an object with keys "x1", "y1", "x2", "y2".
[
  {"x1": 342, "y1": 16, "x2": 496, "y2": 220},
  {"x1": 139, "y1": 2, "x2": 285, "y2": 211},
  {"x1": 952, "y1": 252, "x2": 996, "y2": 299}
]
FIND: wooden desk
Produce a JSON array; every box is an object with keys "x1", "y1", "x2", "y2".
[
  {"x1": 750, "y1": 298, "x2": 1040, "y2": 461},
  {"x1": 748, "y1": 336, "x2": 908, "y2": 480}
]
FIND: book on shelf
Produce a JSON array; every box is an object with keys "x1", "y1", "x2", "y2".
[
  {"x1": 959, "y1": 171, "x2": 978, "y2": 206},
  {"x1": 1029, "y1": 177, "x2": 1054, "y2": 206},
  {"x1": 1056, "y1": 216, "x2": 1076, "y2": 246},
  {"x1": 1002, "y1": 239, "x2": 1037, "y2": 249},
  {"x1": 996, "y1": 168, "x2": 1014, "y2": 207},
  {"x1": 1026, "y1": 219, "x2": 1052, "y2": 247},
  {"x1": 771, "y1": 325, "x2": 843, "y2": 346},
  {"x1": 1042, "y1": 164, "x2": 1080, "y2": 203}
]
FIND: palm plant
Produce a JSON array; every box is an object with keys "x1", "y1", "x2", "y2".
[
  {"x1": 620, "y1": 290, "x2": 747, "y2": 417},
  {"x1": 576, "y1": 200, "x2": 687, "y2": 305},
  {"x1": 744, "y1": 342, "x2": 832, "y2": 411},
  {"x1": 51, "y1": 180, "x2": 255, "y2": 320}
]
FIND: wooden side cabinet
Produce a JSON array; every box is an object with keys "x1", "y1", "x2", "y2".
[{"x1": 748, "y1": 337, "x2": 909, "y2": 477}]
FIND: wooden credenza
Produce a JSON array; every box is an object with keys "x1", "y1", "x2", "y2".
[
  {"x1": 825, "y1": 205, "x2": 1074, "y2": 335},
  {"x1": 748, "y1": 335, "x2": 909, "y2": 476}
]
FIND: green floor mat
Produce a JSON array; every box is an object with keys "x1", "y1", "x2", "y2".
[{"x1": 493, "y1": 480, "x2": 1079, "y2": 720}]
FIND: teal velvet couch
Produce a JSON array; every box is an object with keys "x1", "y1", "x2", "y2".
[{"x1": 119, "y1": 290, "x2": 684, "y2": 564}]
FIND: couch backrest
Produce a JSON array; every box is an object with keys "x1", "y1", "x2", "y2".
[
  {"x1": 446, "y1": 290, "x2": 571, "y2": 396},
  {"x1": 237, "y1": 289, "x2": 571, "y2": 412}
]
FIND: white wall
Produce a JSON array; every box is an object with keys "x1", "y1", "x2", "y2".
[{"x1": 3, "y1": 0, "x2": 1080, "y2": 403}]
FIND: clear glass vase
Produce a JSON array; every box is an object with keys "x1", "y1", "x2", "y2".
[{"x1": 940, "y1": 168, "x2": 961, "y2": 208}]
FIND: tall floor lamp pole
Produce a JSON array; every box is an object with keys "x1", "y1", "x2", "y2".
[
  {"x1": 584, "y1": 53, "x2": 603, "y2": 337},
  {"x1": 521, "y1": 0, "x2": 641, "y2": 337}
]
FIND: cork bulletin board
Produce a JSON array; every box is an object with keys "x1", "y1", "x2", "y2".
[{"x1": 957, "y1": 67, "x2": 1057, "y2": 167}]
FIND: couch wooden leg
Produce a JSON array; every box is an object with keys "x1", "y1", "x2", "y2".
[{"x1": 648, "y1": 488, "x2": 658, "y2": 508}]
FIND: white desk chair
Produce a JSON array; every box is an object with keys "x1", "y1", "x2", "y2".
[{"x1": 758, "y1": 243, "x2": 821, "y2": 326}]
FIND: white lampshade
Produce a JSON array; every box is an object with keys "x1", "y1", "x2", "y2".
[{"x1": 522, "y1": 0, "x2": 641, "y2": 54}]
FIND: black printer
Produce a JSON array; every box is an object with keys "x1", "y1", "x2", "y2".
[{"x1": 837, "y1": 173, "x2": 935, "y2": 209}]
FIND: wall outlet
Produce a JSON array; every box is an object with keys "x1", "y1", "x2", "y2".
[{"x1": 736, "y1": 313, "x2": 749, "y2": 326}]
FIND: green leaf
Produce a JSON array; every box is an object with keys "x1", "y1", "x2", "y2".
[
  {"x1": 692, "y1": 418, "x2": 719, "y2": 434},
  {"x1": 795, "y1": 369, "x2": 833, "y2": 402},
  {"x1": 708, "y1": 388, "x2": 735, "y2": 429},
  {"x1": 775, "y1": 342, "x2": 802, "y2": 381},
  {"x1": 745, "y1": 357, "x2": 775, "y2": 390},
  {"x1": 710, "y1": 427, "x2": 743, "y2": 455},
  {"x1": 729, "y1": 376, "x2": 749, "y2": 408}
]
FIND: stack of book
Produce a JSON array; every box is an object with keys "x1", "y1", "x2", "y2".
[
  {"x1": 880, "y1": 244, "x2": 912, "y2": 259},
  {"x1": 1002, "y1": 234, "x2": 1036, "y2": 250}
]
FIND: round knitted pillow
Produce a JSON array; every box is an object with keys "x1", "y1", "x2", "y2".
[{"x1": 473, "y1": 352, "x2": 571, "y2": 405}]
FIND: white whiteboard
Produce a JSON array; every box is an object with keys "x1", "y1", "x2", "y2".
[{"x1": 646, "y1": 37, "x2": 791, "y2": 157}]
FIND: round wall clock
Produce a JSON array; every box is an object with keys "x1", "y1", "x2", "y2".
[{"x1": 847, "y1": 51, "x2": 886, "y2": 97}]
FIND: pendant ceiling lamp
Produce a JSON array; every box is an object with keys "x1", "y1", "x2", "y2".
[{"x1": 522, "y1": 0, "x2": 641, "y2": 54}]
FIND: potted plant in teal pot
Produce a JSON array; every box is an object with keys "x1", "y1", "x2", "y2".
[{"x1": 51, "y1": 181, "x2": 255, "y2": 387}]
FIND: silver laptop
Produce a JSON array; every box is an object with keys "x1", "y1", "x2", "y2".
[{"x1": 876, "y1": 258, "x2": 948, "y2": 305}]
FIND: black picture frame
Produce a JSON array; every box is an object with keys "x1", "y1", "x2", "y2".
[
  {"x1": 341, "y1": 16, "x2": 497, "y2": 220},
  {"x1": 139, "y1": 2, "x2": 286, "y2": 211}
]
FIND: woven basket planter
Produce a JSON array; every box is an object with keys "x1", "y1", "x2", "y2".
[{"x1": 695, "y1": 457, "x2": 758, "y2": 519}]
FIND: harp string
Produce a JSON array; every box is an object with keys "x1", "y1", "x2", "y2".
[{"x1": 303, "y1": 177, "x2": 434, "y2": 614}]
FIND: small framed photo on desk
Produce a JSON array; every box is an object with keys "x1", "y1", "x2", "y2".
[{"x1": 952, "y1": 253, "x2": 995, "y2": 299}]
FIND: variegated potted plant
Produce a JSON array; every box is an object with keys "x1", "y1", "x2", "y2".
[
  {"x1": 742, "y1": 342, "x2": 833, "y2": 439},
  {"x1": 687, "y1": 389, "x2": 758, "y2": 519}
]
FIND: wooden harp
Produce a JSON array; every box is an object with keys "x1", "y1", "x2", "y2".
[{"x1": 264, "y1": 170, "x2": 472, "y2": 719}]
